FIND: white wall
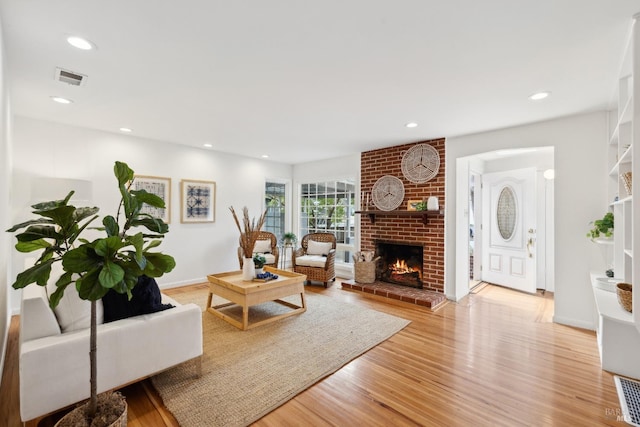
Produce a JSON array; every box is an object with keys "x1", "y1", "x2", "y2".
[
  {"x1": 0, "y1": 16, "x2": 10, "y2": 384},
  {"x1": 446, "y1": 112, "x2": 608, "y2": 329},
  {"x1": 9, "y1": 116, "x2": 293, "y2": 313}
]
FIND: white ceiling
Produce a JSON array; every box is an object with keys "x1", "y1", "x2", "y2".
[{"x1": 0, "y1": 1, "x2": 638, "y2": 164}]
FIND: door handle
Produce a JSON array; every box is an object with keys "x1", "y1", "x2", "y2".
[{"x1": 527, "y1": 237, "x2": 535, "y2": 258}]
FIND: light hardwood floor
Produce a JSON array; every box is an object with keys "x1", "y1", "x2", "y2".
[{"x1": 1, "y1": 280, "x2": 628, "y2": 426}]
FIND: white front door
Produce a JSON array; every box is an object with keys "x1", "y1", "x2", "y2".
[{"x1": 481, "y1": 168, "x2": 537, "y2": 293}]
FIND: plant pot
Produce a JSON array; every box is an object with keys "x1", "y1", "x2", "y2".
[
  {"x1": 616, "y1": 282, "x2": 633, "y2": 313},
  {"x1": 255, "y1": 267, "x2": 264, "y2": 275},
  {"x1": 55, "y1": 392, "x2": 127, "y2": 427},
  {"x1": 242, "y1": 257, "x2": 255, "y2": 281}
]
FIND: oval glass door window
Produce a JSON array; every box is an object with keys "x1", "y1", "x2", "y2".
[{"x1": 496, "y1": 186, "x2": 517, "y2": 240}]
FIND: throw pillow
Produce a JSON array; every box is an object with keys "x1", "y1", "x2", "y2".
[
  {"x1": 306, "y1": 239, "x2": 333, "y2": 256},
  {"x1": 102, "y1": 275, "x2": 174, "y2": 323},
  {"x1": 253, "y1": 239, "x2": 272, "y2": 254},
  {"x1": 47, "y1": 262, "x2": 104, "y2": 333}
]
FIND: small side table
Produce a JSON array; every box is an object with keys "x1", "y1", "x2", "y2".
[{"x1": 280, "y1": 243, "x2": 294, "y2": 269}]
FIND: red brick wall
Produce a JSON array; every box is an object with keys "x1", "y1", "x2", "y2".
[{"x1": 360, "y1": 138, "x2": 445, "y2": 293}]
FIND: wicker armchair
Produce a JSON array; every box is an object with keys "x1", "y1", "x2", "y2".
[
  {"x1": 237, "y1": 231, "x2": 279, "y2": 268},
  {"x1": 292, "y1": 233, "x2": 337, "y2": 287}
]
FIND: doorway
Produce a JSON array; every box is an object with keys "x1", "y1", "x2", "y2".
[
  {"x1": 469, "y1": 170, "x2": 482, "y2": 290},
  {"x1": 481, "y1": 168, "x2": 537, "y2": 293},
  {"x1": 461, "y1": 147, "x2": 554, "y2": 295}
]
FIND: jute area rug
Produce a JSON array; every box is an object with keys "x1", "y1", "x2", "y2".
[{"x1": 151, "y1": 290, "x2": 410, "y2": 427}]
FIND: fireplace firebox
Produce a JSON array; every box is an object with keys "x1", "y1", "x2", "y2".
[{"x1": 375, "y1": 241, "x2": 423, "y2": 288}]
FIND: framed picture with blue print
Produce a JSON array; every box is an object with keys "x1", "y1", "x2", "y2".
[
  {"x1": 180, "y1": 179, "x2": 216, "y2": 223},
  {"x1": 132, "y1": 175, "x2": 171, "y2": 223}
]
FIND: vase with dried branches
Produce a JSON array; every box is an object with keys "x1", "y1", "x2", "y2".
[{"x1": 229, "y1": 206, "x2": 267, "y2": 280}]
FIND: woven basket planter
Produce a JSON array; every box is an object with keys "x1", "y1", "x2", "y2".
[
  {"x1": 616, "y1": 282, "x2": 633, "y2": 313},
  {"x1": 355, "y1": 261, "x2": 376, "y2": 283}
]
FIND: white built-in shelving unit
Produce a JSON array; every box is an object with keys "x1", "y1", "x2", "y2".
[{"x1": 592, "y1": 14, "x2": 640, "y2": 379}]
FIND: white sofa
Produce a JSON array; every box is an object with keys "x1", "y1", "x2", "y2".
[{"x1": 19, "y1": 284, "x2": 203, "y2": 422}]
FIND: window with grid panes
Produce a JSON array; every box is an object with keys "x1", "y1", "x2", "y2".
[
  {"x1": 264, "y1": 181, "x2": 286, "y2": 241},
  {"x1": 299, "y1": 180, "x2": 356, "y2": 264}
]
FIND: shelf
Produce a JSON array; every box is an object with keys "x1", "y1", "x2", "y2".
[
  {"x1": 356, "y1": 209, "x2": 444, "y2": 225},
  {"x1": 594, "y1": 238, "x2": 614, "y2": 245},
  {"x1": 608, "y1": 144, "x2": 633, "y2": 176},
  {"x1": 619, "y1": 95, "x2": 633, "y2": 125},
  {"x1": 611, "y1": 195, "x2": 633, "y2": 206},
  {"x1": 592, "y1": 276, "x2": 633, "y2": 325}
]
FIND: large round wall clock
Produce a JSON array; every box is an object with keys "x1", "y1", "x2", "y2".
[
  {"x1": 401, "y1": 143, "x2": 440, "y2": 183},
  {"x1": 371, "y1": 175, "x2": 405, "y2": 211}
]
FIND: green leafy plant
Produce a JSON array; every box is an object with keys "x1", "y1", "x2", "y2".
[
  {"x1": 6, "y1": 161, "x2": 175, "y2": 423},
  {"x1": 587, "y1": 212, "x2": 614, "y2": 241},
  {"x1": 281, "y1": 232, "x2": 297, "y2": 245},
  {"x1": 414, "y1": 201, "x2": 428, "y2": 211},
  {"x1": 253, "y1": 254, "x2": 267, "y2": 268}
]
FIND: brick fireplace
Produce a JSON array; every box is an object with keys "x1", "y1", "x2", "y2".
[{"x1": 359, "y1": 138, "x2": 445, "y2": 293}]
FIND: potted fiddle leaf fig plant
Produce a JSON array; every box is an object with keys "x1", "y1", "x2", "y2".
[{"x1": 6, "y1": 161, "x2": 175, "y2": 426}]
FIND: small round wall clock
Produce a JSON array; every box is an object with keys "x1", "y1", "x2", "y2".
[
  {"x1": 371, "y1": 175, "x2": 405, "y2": 211},
  {"x1": 401, "y1": 143, "x2": 440, "y2": 183}
]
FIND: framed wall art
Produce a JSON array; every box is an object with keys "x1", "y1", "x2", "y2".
[
  {"x1": 180, "y1": 179, "x2": 216, "y2": 223},
  {"x1": 132, "y1": 175, "x2": 171, "y2": 223},
  {"x1": 406, "y1": 199, "x2": 423, "y2": 211}
]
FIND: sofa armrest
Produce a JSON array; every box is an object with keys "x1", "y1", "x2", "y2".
[{"x1": 20, "y1": 285, "x2": 61, "y2": 343}]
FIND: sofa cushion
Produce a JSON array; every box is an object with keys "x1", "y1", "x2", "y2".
[
  {"x1": 295, "y1": 255, "x2": 327, "y2": 268},
  {"x1": 306, "y1": 240, "x2": 333, "y2": 256},
  {"x1": 46, "y1": 262, "x2": 104, "y2": 333},
  {"x1": 253, "y1": 239, "x2": 272, "y2": 254},
  {"x1": 54, "y1": 288, "x2": 105, "y2": 333},
  {"x1": 102, "y1": 275, "x2": 174, "y2": 323}
]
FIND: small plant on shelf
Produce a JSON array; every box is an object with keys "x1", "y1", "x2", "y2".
[{"x1": 587, "y1": 212, "x2": 614, "y2": 241}]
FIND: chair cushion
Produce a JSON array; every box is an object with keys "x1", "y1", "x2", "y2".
[
  {"x1": 253, "y1": 239, "x2": 272, "y2": 254},
  {"x1": 256, "y1": 253, "x2": 276, "y2": 265},
  {"x1": 295, "y1": 255, "x2": 327, "y2": 268},
  {"x1": 307, "y1": 240, "x2": 333, "y2": 256}
]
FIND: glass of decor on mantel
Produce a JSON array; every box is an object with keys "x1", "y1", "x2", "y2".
[{"x1": 229, "y1": 206, "x2": 267, "y2": 281}]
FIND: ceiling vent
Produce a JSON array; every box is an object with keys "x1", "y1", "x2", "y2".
[{"x1": 55, "y1": 67, "x2": 87, "y2": 86}]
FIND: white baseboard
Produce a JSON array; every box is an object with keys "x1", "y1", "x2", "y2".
[
  {"x1": 552, "y1": 315, "x2": 595, "y2": 331},
  {"x1": 159, "y1": 278, "x2": 208, "y2": 289}
]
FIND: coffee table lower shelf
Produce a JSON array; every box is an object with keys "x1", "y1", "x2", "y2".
[{"x1": 206, "y1": 267, "x2": 307, "y2": 331}]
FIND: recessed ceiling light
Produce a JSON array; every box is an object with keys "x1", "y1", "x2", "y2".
[
  {"x1": 203, "y1": 143, "x2": 213, "y2": 148},
  {"x1": 50, "y1": 96, "x2": 72, "y2": 104},
  {"x1": 405, "y1": 122, "x2": 418, "y2": 128},
  {"x1": 529, "y1": 91, "x2": 550, "y2": 101},
  {"x1": 67, "y1": 36, "x2": 94, "y2": 50},
  {"x1": 119, "y1": 127, "x2": 132, "y2": 133},
  {"x1": 261, "y1": 154, "x2": 270, "y2": 159}
]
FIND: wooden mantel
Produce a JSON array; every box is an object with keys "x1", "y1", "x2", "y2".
[{"x1": 355, "y1": 209, "x2": 444, "y2": 225}]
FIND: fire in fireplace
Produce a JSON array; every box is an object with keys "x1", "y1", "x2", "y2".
[{"x1": 376, "y1": 241, "x2": 423, "y2": 288}]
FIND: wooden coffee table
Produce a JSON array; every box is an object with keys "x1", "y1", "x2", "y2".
[{"x1": 206, "y1": 266, "x2": 307, "y2": 330}]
